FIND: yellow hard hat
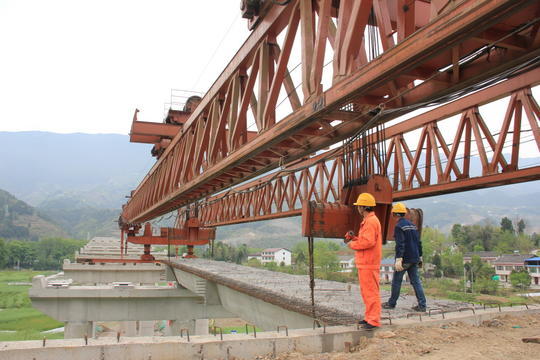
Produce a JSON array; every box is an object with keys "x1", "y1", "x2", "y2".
[
  {"x1": 392, "y1": 202, "x2": 407, "y2": 214},
  {"x1": 354, "y1": 193, "x2": 376, "y2": 207}
]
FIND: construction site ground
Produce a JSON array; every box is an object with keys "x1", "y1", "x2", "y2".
[{"x1": 260, "y1": 312, "x2": 540, "y2": 360}]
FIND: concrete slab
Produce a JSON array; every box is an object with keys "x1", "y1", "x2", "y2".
[
  {"x1": 165, "y1": 258, "x2": 466, "y2": 325},
  {"x1": 29, "y1": 275, "x2": 235, "y2": 322}
]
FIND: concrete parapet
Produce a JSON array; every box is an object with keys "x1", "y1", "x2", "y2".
[
  {"x1": 2, "y1": 307, "x2": 538, "y2": 360},
  {"x1": 62, "y1": 261, "x2": 165, "y2": 284},
  {"x1": 0, "y1": 324, "x2": 372, "y2": 360}
]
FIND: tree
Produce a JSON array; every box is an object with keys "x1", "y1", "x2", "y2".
[
  {"x1": 0, "y1": 238, "x2": 7, "y2": 268},
  {"x1": 500, "y1": 217, "x2": 514, "y2": 234},
  {"x1": 514, "y1": 234, "x2": 534, "y2": 254},
  {"x1": 517, "y1": 219, "x2": 526, "y2": 234},
  {"x1": 473, "y1": 244, "x2": 484, "y2": 252},
  {"x1": 469, "y1": 255, "x2": 495, "y2": 281},
  {"x1": 431, "y1": 253, "x2": 442, "y2": 268},
  {"x1": 455, "y1": 224, "x2": 497, "y2": 252},
  {"x1": 532, "y1": 233, "x2": 540, "y2": 247},
  {"x1": 510, "y1": 269, "x2": 531, "y2": 290},
  {"x1": 234, "y1": 244, "x2": 249, "y2": 264},
  {"x1": 494, "y1": 230, "x2": 515, "y2": 254},
  {"x1": 475, "y1": 278, "x2": 499, "y2": 295},
  {"x1": 34, "y1": 238, "x2": 86, "y2": 270},
  {"x1": 451, "y1": 224, "x2": 463, "y2": 241},
  {"x1": 421, "y1": 228, "x2": 446, "y2": 263},
  {"x1": 295, "y1": 249, "x2": 306, "y2": 265},
  {"x1": 327, "y1": 241, "x2": 340, "y2": 251},
  {"x1": 291, "y1": 240, "x2": 340, "y2": 276},
  {"x1": 440, "y1": 249, "x2": 463, "y2": 277},
  {"x1": 313, "y1": 242, "x2": 340, "y2": 275},
  {"x1": 6, "y1": 240, "x2": 36, "y2": 268}
]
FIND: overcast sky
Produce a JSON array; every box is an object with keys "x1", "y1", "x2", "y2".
[
  {"x1": 0, "y1": 0, "x2": 250, "y2": 134},
  {"x1": 0, "y1": 1, "x2": 538, "y2": 162}
]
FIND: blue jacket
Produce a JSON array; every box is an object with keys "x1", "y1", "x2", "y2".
[{"x1": 394, "y1": 217, "x2": 422, "y2": 264}]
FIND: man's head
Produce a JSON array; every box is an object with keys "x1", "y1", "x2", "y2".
[
  {"x1": 353, "y1": 192, "x2": 376, "y2": 214},
  {"x1": 391, "y1": 202, "x2": 407, "y2": 217}
]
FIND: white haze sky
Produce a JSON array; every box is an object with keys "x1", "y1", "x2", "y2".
[
  {"x1": 0, "y1": 1, "x2": 538, "y2": 161},
  {"x1": 0, "y1": 0, "x2": 250, "y2": 134}
]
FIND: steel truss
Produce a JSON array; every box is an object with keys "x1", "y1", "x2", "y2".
[
  {"x1": 196, "y1": 69, "x2": 540, "y2": 227},
  {"x1": 122, "y1": 0, "x2": 540, "y2": 225}
]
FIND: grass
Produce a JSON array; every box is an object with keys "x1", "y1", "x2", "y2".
[
  {"x1": 0, "y1": 330, "x2": 64, "y2": 342},
  {"x1": 0, "y1": 308, "x2": 63, "y2": 331},
  {"x1": 423, "y1": 277, "x2": 540, "y2": 305},
  {"x1": 0, "y1": 270, "x2": 63, "y2": 342}
]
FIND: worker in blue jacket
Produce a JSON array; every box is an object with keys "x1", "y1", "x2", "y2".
[{"x1": 382, "y1": 202, "x2": 427, "y2": 312}]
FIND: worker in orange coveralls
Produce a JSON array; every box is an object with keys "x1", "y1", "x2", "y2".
[{"x1": 344, "y1": 192, "x2": 382, "y2": 330}]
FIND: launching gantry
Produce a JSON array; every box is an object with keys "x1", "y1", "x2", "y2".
[{"x1": 117, "y1": 0, "x2": 540, "y2": 261}]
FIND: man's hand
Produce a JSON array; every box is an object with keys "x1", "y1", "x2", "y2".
[
  {"x1": 418, "y1": 256, "x2": 423, "y2": 268},
  {"x1": 395, "y1": 258, "x2": 404, "y2": 272},
  {"x1": 344, "y1": 231, "x2": 354, "y2": 243}
]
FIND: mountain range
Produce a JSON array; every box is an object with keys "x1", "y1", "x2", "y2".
[
  {"x1": 0, "y1": 131, "x2": 153, "y2": 208},
  {"x1": 0, "y1": 131, "x2": 538, "y2": 244}
]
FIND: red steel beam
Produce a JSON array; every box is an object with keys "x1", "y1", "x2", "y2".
[
  {"x1": 196, "y1": 70, "x2": 540, "y2": 227},
  {"x1": 129, "y1": 121, "x2": 181, "y2": 144},
  {"x1": 393, "y1": 166, "x2": 540, "y2": 200},
  {"x1": 122, "y1": 0, "x2": 540, "y2": 225}
]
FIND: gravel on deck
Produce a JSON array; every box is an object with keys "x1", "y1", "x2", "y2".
[{"x1": 165, "y1": 258, "x2": 465, "y2": 325}]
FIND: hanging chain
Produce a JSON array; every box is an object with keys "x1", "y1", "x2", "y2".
[
  {"x1": 308, "y1": 236, "x2": 316, "y2": 320},
  {"x1": 167, "y1": 226, "x2": 171, "y2": 260},
  {"x1": 343, "y1": 121, "x2": 386, "y2": 187}
]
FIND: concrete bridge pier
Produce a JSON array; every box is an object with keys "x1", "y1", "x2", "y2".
[
  {"x1": 195, "y1": 319, "x2": 209, "y2": 335},
  {"x1": 120, "y1": 321, "x2": 137, "y2": 337},
  {"x1": 64, "y1": 321, "x2": 94, "y2": 339},
  {"x1": 138, "y1": 321, "x2": 154, "y2": 336}
]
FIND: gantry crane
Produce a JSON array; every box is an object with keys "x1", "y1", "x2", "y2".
[{"x1": 115, "y1": 0, "x2": 540, "y2": 261}]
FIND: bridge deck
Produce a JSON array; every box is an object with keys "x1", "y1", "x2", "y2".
[{"x1": 166, "y1": 258, "x2": 464, "y2": 325}]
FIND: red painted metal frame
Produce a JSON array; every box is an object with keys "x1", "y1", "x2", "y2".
[
  {"x1": 121, "y1": 0, "x2": 540, "y2": 225},
  {"x1": 76, "y1": 258, "x2": 158, "y2": 264},
  {"x1": 126, "y1": 222, "x2": 215, "y2": 246},
  {"x1": 196, "y1": 69, "x2": 540, "y2": 227}
]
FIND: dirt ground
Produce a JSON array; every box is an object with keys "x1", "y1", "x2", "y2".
[{"x1": 260, "y1": 313, "x2": 540, "y2": 360}]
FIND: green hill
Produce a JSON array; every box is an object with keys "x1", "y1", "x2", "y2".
[{"x1": 0, "y1": 189, "x2": 68, "y2": 240}]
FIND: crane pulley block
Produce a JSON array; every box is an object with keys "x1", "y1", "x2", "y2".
[
  {"x1": 301, "y1": 175, "x2": 422, "y2": 242},
  {"x1": 301, "y1": 200, "x2": 423, "y2": 242}
]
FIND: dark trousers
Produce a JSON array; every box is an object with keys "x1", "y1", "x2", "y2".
[{"x1": 387, "y1": 263, "x2": 426, "y2": 308}]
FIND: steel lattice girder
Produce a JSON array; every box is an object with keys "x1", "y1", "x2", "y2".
[
  {"x1": 195, "y1": 68, "x2": 540, "y2": 227},
  {"x1": 122, "y1": 0, "x2": 540, "y2": 225}
]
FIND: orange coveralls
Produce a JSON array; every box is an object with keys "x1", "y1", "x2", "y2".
[{"x1": 347, "y1": 212, "x2": 382, "y2": 327}]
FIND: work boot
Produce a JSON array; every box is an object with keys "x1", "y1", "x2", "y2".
[
  {"x1": 382, "y1": 302, "x2": 395, "y2": 309},
  {"x1": 412, "y1": 305, "x2": 427, "y2": 312},
  {"x1": 361, "y1": 322, "x2": 378, "y2": 330},
  {"x1": 358, "y1": 319, "x2": 368, "y2": 325}
]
